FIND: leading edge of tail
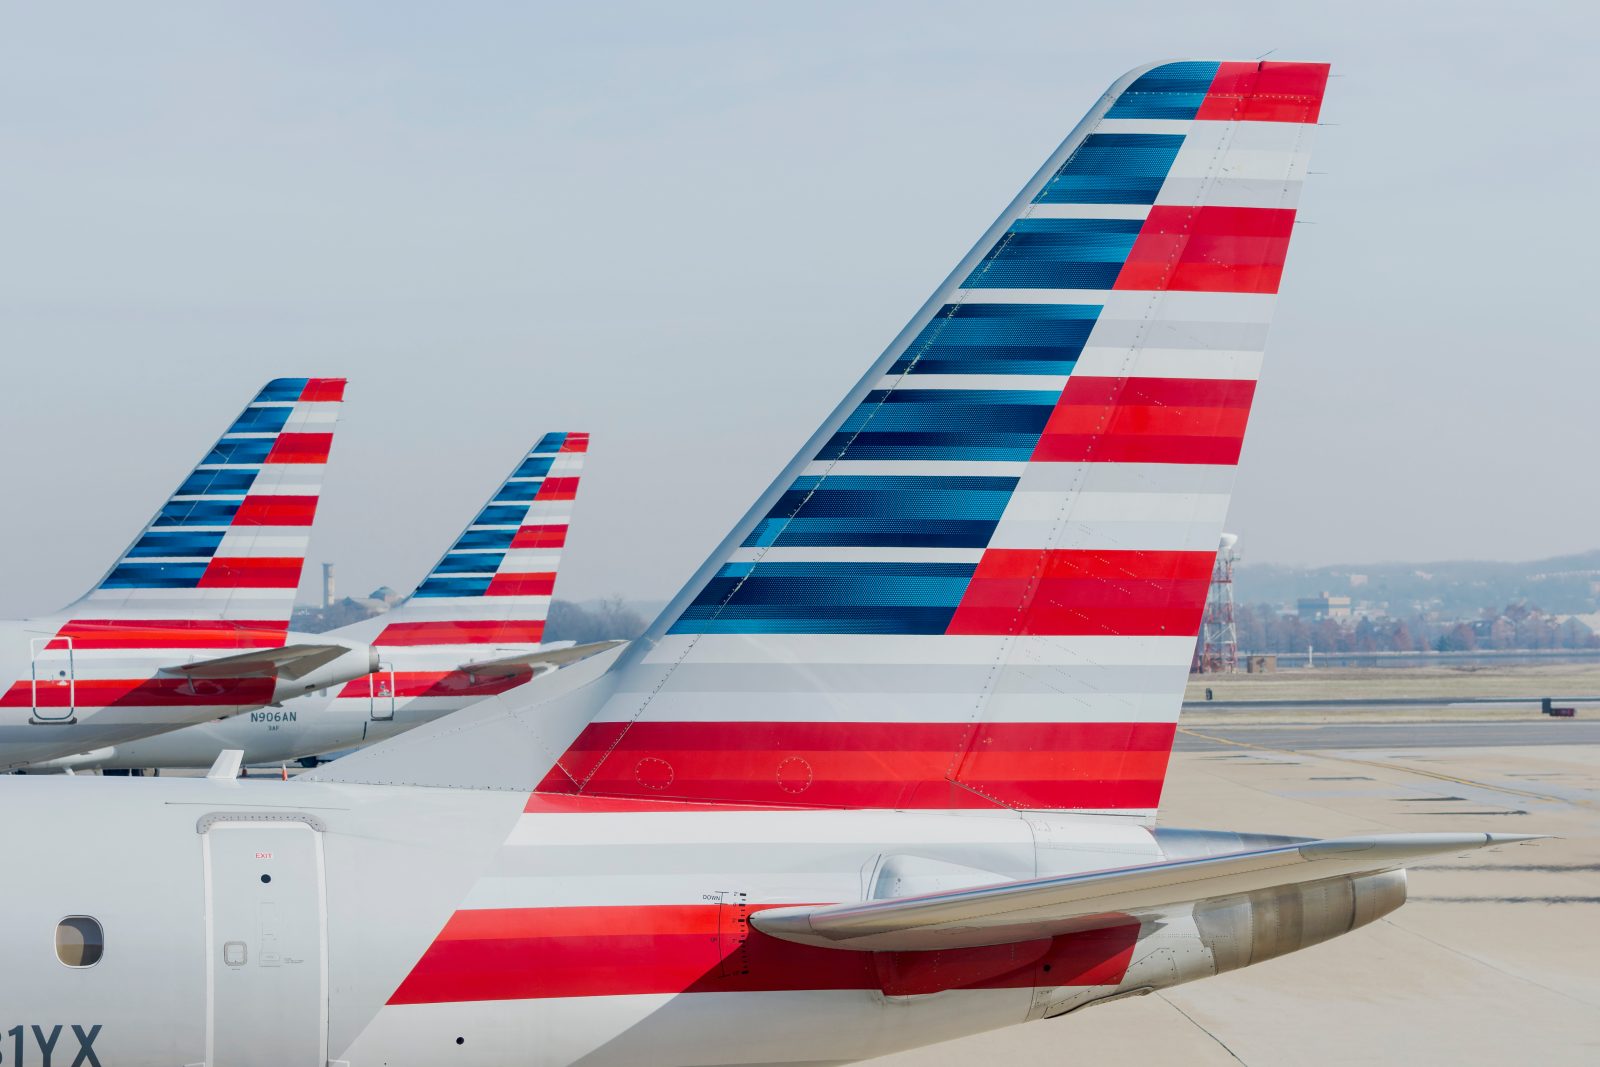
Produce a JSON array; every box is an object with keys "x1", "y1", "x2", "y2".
[{"x1": 319, "y1": 61, "x2": 1329, "y2": 811}]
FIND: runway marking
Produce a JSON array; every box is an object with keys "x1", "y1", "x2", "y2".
[{"x1": 1174, "y1": 727, "x2": 1582, "y2": 807}]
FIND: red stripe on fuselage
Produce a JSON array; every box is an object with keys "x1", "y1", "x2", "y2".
[
  {"x1": 373, "y1": 620, "x2": 545, "y2": 647},
  {"x1": 540, "y1": 721, "x2": 1174, "y2": 810},
  {"x1": 1, "y1": 677, "x2": 277, "y2": 709},
  {"x1": 47, "y1": 620, "x2": 289, "y2": 650},
  {"x1": 946, "y1": 548, "x2": 1214, "y2": 637},
  {"x1": 1195, "y1": 61, "x2": 1330, "y2": 124},
  {"x1": 1114, "y1": 206, "x2": 1295, "y2": 294},
  {"x1": 387, "y1": 904, "x2": 1139, "y2": 1004},
  {"x1": 523, "y1": 793, "x2": 783, "y2": 814},
  {"x1": 336, "y1": 669, "x2": 534, "y2": 700}
]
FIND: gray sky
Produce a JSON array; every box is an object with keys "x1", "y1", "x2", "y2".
[{"x1": 2, "y1": 2, "x2": 1595, "y2": 616}]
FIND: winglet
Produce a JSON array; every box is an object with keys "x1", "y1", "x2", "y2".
[{"x1": 206, "y1": 749, "x2": 245, "y2": 780}]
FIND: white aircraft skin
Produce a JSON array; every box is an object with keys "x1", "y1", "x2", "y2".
[
  {"x1": 0, "y1": 62, "x2": 1529, "y2": 1067},
  {"x1": 0, "y1": 626, "x2": 375, "y2": 770},
  {"x1": 54, "y1": 613, "x2": 533, "y2": 771},
  {"x1": 41, "y1": 431, "x2": 593, "y2": 772},
  {"x1": 0, "y1": 767, "x2": 1429, "y2": 1067},
  {"x1": 0, "y1": 378, "x2": 376, "y2": 772}
]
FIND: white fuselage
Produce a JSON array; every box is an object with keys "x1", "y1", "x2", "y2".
[
  {"x1": 0, "y1": 774, "x2": 1400, "y2": 1067},
  {"x1": 57, "y1": 640, "x2": 543, "y2": 770},
  {"x1": 0, "y1": 619, "x2": 373, "y2": 771}
]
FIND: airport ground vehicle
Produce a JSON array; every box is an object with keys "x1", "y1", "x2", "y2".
[{"x1": 0, "y1": 59, "x2": 1522, "y2": 1067}]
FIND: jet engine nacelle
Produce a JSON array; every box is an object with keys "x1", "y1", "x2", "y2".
[
  {"x1": 1028, "y1": 828, "x2": 1410, "y2": 1020},
  {"x1": 268, "y1": 642, "x2": 379, "y2": 703}
]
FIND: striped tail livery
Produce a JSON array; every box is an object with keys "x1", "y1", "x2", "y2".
[
  {"x1": 521, "y1": 61, "x2": 1327, "y2": 812},
  {"x1": 0, "y1": 378, "x2": 375, "y2": 770},
  {"x1": 59, "y1": 431, "x2": 595, "y2": 770}
]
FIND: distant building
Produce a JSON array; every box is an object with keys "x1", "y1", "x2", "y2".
[
  {"x1": 291, "y1": 586, "x2": 405, "y2": 634},
  {"x1": 1297, "y1": 591, "x2": 1352, "y2": 620},
  {"x1": 1560, "y1": 613, "x2": 1600, "y2": 642}
]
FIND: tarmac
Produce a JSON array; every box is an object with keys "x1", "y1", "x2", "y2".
[{"x1": 869, "y1": 703, "x2": 1600, "y2": 1066}]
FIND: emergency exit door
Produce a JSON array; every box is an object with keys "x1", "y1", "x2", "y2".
[
  {"x1": 29, "y1": 635, "x2": 75, "y2": 722},
  {"x1": 203, "y1": 817, "x2": 327, "y2": 1067}
]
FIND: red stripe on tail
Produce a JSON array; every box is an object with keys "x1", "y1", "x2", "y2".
[
  {"x1": 535, "y1": 478, "x2": 580, "y2": 501},
  {"x1": 1114, "y1": 206, "x2": 1295, "y2": 294},
  {"x1": 946, "y1": 548, "x2": 1214, "y2": 637},
  {"x1": 1195, "y1": 61, "x2": 1330, "y2": 124},
  {"x1": 197, "y1": 557, "x2": 304, "y2": 589},
  {"x1": 49, "y1": 620, "x2": 289, "y2": 650},
  {"x1": 374, "y1": 620, "x2": 545, "y2": 646},
  {"x1": 541, "y1": 720, "x2": 1174, "y2": 810},
  {"x1": 510, "y1": 525, "x2": 569, "y2": 549},
  {"x1": 485, "y1": 572, "x2": 556, "y2": 597},
  {"x1": 1032, "y1": 376, "x2": 1256, "y2": 464},
  {"x1": 265, "y1": 432, "x2": 333, "y2": 465},
  {"x1": 297, "y1": 378, "x2": 347, "y2": 402},
  {"x1": 231, "y1": 495, "x2": 319, "y2": 527}
]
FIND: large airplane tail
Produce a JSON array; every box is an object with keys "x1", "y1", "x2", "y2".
[
  {"x1": 61, "y1": 378, "x2": 345, "y2": 641},
  {"x1": 318, "y1": 61, "x2": 1327, "y2": 814},
  {"x1": 368, "y1": 432, "x2": 588, "y2": 656}
]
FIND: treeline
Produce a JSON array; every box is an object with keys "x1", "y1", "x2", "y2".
[
  {"x1": 543, "y1": 596, "x2": 651, "y2": 645},
  {"x1": 1236, "y1": 602, "x2": 1599, "y2": 655}
]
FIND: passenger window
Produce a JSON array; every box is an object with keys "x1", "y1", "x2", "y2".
[{"x1": 55, "y1": 916, "x2": 103, "y2": 967}]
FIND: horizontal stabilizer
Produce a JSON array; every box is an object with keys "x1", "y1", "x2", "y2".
[
  {"x1": 160, "y1": 642, "x2": 355, "y2": 680},
  {"x1": 458, "y1": 640, "x2": 625, "y2": 682},
  {"x1": 753, "y1": 833, "x2": 1535, "y2": 951}
]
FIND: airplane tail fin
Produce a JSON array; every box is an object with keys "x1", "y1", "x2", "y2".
[
  {"x1": 534, "y1": 61, "x2": 1329, "y2": 813},
  {"x1": 369, "y1": 432, "x2": 588, "y2": 655},
  {"x1": 314, "y1": 62, "x2": 1328, "y2": 809},
  {"x1": 61, "y1": 378, "x2": 345, "y2": 642}
]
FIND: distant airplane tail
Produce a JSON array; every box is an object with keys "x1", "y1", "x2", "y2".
[
  {"x1": 370, "y1": 432, "x2": 588, "y2": 655},
  {"x1": 316, "y1": 61, "x2": 1329, "y2": 813},
  {"x1": 62, "y1": 377, "x2": 345, "y2": 642}
]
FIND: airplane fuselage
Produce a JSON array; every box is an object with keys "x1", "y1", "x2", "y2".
[
  {"x1": 57, "y1": 645, "x2": 538, "y2": 770},
  {"x1": 0, "y1": 620, "x2": 375, "y2": 771},
  {"x1": 0, "y1": 774, "x2": 1402, "y2": 1067}
]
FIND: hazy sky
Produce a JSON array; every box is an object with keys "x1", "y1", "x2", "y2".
[{"x1": 2, "y1": 2, "x2": 1595, "y2": 616}]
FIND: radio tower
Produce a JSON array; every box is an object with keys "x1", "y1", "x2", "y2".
[{"x1": 1194, "y1": 533, "x2": 1240, "y2": 673}]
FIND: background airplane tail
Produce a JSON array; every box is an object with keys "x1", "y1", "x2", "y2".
[
  {"x1": 61, "y1": 377, "x2": 345, "y2": 644},
  {"x1": 530, "y1": 61, "x2": 1328, "y2": 813},
  {"x1": 367, "y1": 432, "x2": 588, "y2": 657}
]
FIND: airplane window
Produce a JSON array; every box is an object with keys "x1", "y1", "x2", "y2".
[{"x1": 55, "y1": 916, "x2": 104, "y2": 967}]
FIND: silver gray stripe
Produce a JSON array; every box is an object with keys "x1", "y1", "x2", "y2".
[
  {"x1": 1087, "y1": 318, "x2": 1273, "y2": 352},
  {"x1": 1013, "y1": 462, "x2": 1239, "y2": 493}
]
